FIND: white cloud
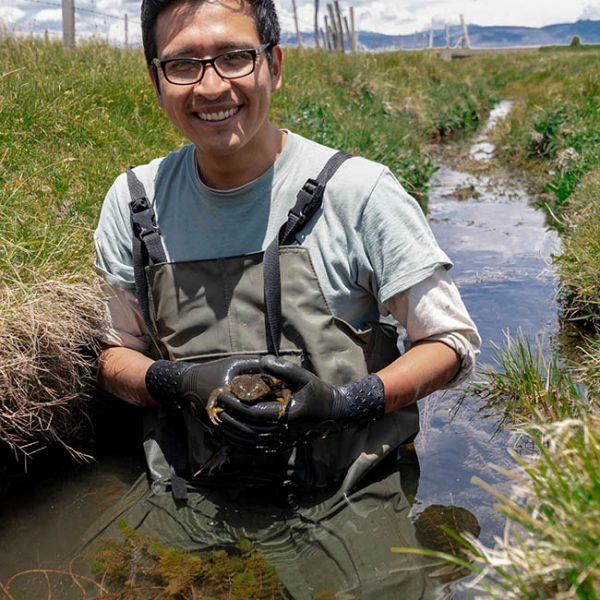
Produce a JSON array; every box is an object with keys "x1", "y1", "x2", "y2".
[
  {"x1": 580, "y1": 2, "x2": 600, "y2": 19},
  {"x1": 31, "y1": 9, "x2": 62, "y2": 24},
  {"x1": 275, "y1": 0, "x2": 595, "y2": 34}
]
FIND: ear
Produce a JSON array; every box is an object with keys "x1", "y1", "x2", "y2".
[
  {"x1": 270, "y1": 45, "x2": 283, "y2": 93},
  {"x1": 148, "y1": 64, "x2": 164, "y2": 108}
]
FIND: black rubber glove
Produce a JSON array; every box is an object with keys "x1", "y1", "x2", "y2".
[
  {"x1": 145, "y1": 356, "x2": 261, "y2": 416},
  {"x1": 217, "y1": 355, "x2": 386, "y2": 440},
  {"x1": 145, "y1": 356, "x2": 283, "y2": 450}
]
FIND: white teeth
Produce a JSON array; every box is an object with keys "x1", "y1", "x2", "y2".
[{"x1": 197, "y1": 107, "x2": 239, "y2": 121}]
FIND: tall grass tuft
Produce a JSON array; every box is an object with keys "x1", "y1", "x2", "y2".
[
  {"x1": 469, "y1": 330, "x2": 586, "y2": 426},
  {"x1": 466, "y1": 413, "x2": 600, "y2": 599},
  {"x1": 453, "y1": 328, "x2": 599, "y2": 598}
]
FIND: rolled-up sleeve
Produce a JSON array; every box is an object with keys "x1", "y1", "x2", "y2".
[
  {"x1": 98, "y1": 281, "x2": 151, "y2": 353},
  {"x1": 384, "y1": 266, "x2": 481, "y2": 387}
]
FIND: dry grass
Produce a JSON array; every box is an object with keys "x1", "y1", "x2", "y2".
[
  {"x1": 465, "y1": 413, "x2": 600, "y2": 599},
  {"x1": 0, "y1": 277, "x2": 107, "y2": 462}
]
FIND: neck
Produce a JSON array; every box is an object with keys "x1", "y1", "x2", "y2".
[{"x1": 196, "y1": 124, "x2": 286, "y2": 190}]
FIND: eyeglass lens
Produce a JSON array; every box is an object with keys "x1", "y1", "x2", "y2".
[{"x1": 164, "y1": 50, "x2": 256, "y2": 84}]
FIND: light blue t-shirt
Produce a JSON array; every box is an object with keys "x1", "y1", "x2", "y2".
[{"x1": 94, "y1": 131, "x2": 451, "y2": 329}]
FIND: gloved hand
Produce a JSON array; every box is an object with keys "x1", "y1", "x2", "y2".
[
  {"x1": 145, "y1": 356, "x2": 283, "y2": 449},
  {"x1": 216, "y1": 355, "x2": 387, "y2": 441},
  {"x1": 145, "y1": 356, "x2": 261, "y2": 416}
]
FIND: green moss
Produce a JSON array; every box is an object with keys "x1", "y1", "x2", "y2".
[{"x1": 91, "y1": 522, "x2": 284, "y2": 599}]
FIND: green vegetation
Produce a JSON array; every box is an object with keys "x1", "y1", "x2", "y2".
[
  {"x1": 0, "y1": 521, "x2": 284, "y2": 599},
  {"x1": 468, "y1": 412, "x2": 599, "y2": 599},
  {"x1": 486, "y1": 49, "x2": 600, "y2": 225},
  {"x1": 397, "y1": 333, "x2": 599, "y2": 598},
  {"x1": 91, "y1": 522, "x2": 284, "y2": 599},
  {"x1": 555, "y1": 168, "x2": 600, "y2": 336},
  {"x1": 272, "y1": 49, "x2": 498, "y2": 199},
  {"x1": 470, "y1": 331, "x2": 585, "y2": 425}
]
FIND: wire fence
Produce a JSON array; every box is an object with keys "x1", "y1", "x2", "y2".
[
  {"x1": 0, "y1": 0, "x2": 359, "y2": 51},
  {"x1": 1, "y1": 0, "x2": 142, "y2": 48},
  {"x1": 1, "y1": 0, "x2": 459, "y2": 52}
]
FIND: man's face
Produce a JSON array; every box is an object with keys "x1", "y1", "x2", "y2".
[{"x1": 151, "y1": 0, "x2": 282, "y2": 164}]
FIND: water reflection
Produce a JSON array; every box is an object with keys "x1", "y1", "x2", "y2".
[
  {"x1": 414, "y1": 100, "x2": 561, "y2": 597},
  {"x1": 0, "y1": 440, "x2": 481, "y2": 599}
]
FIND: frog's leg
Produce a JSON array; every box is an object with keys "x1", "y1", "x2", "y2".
[
  {"x1": 277, "y1": 389, "x2": 292, "y2": 418},
  {"x1": 193, "y1": 446, "x2": 230, "y2": 476},
  {"x1": 206, "y1": 387, "x2": 226, "y2": 425}
]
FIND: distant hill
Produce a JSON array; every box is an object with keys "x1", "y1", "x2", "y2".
[{"x1": 282, "y1": 19, "x2": 600, "y2": 50}]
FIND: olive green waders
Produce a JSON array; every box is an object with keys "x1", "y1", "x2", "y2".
[{"x1": 84, "y1": 156, "x2": 440, "y2": 598}]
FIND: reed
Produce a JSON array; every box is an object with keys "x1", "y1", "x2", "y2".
[{"x1": 465, "y1": 413, "x2": 600, "y2": 599}]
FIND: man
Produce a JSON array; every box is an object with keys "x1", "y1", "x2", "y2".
[{"x1": 93, "y1": 0, "x2": 480, "y2": 595}]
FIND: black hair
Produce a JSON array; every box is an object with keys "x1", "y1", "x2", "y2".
[{"x1": 141, "y1": 0, "x2": 281, "y2": 67}]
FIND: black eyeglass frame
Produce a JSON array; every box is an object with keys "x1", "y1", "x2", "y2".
[{"x1": 152, "y1": 43, "x2": 272, "y2": 85}]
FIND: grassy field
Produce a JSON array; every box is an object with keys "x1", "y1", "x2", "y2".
[{"x1": 1, "y1": 35, "x2": 599, "y2": 596}]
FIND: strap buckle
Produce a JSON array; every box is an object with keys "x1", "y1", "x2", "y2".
[
  {"x1": 130, "y1": 198, "x2": 160, "y2": 240},
  {"x1": 288, "y1": 178, "x2": 325, "y2": 224}
]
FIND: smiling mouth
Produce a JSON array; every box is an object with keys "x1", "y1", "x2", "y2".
[{"x1": 196, "y1": 106, "x2": 240, "y2": 122}]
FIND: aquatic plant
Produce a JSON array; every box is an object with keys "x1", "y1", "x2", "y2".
[
  {"x1": 91, "y1": 522, "x2": 284, "y2": 599},
  {"x1": 0, "y1": 523, "x2": 284, "y2": 599}
]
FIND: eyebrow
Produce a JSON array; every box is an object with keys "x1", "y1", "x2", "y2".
[{"x1": 161, "y1": 42, "x2": 259, "y2": 61}]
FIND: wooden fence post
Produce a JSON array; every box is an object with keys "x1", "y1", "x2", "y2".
[
  {"x1": 349, "y1": 6, "x2": 357, "y2": 52},
  {"x1": 327, "y1": 4, "x2": 339, "y2": 51},
  {"x1": 291, "y1": 0, "x2": 303, "y2": 48},
  {"x1": 333, "y1": 0, "x2": 345, "y2": 52},
  {"x1": 314, "y1": 0, "x2": 320, "y2": 48},
  {"x1": 61, "y1": 0, "x2": 75, "y2": 49}
]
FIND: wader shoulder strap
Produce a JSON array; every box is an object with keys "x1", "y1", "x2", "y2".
[
  {"x1": 126, "y1": 168, "x2": 167, "y2": 352},
  {"x1": 264, "y1": 151, "x2": 352, "y2": 356}
]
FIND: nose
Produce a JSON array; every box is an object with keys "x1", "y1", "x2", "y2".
[{"x1": 194, "y1": 63, "x2": 230, "y2": 98}]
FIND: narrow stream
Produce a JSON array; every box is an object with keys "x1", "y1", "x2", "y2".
[
  {"x1": 0, "y1": 101, "x2": 562, "y2": 597},
  {"x1": 413, "y1": 100, "x2": 561, "y2": 592}
]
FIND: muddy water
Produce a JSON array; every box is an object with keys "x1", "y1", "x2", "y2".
[{"x1": 0, "y1": 101, "x2": 562, "y2": 597}]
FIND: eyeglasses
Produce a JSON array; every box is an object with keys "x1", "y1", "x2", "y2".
[{"x1": 152, "y1": 43, "x2": 272, "y2": 85}]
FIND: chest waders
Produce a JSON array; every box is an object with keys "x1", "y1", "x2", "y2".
[{"x1": 127, "y1": 153, "x2": 419, "y2": 498}]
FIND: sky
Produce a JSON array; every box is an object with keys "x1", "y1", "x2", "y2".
[{"x1": 2, "y1": 0, "x2": 600, "y2": 44}]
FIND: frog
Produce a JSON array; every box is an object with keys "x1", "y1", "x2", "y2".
[{"x1": 206, "y1": 373, "x2": 292, "y2": 426}]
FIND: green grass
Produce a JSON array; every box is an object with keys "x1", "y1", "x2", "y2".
[
  {"x1": 466, "y1": 412, "x2": 600, "y2": 599},
  {"x1": 0, "y1": 37, "x2": 504, "y2": 286},
  {"x1": 0, "y1": 37, "x2": 183, "y2": 286},
  {"x1": 486, "y1": 48, "x2": 600, "y2": 226},
  {"x1": 555, "y1": 168, "x2": 600, "y2": 335},
  {"x1": 469, "y1": 330, "x2": 586, "y2": 426}
]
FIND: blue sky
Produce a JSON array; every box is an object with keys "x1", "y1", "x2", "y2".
[{"x1": 1, "y1": 0, "x2": 599, "y2": 43}]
